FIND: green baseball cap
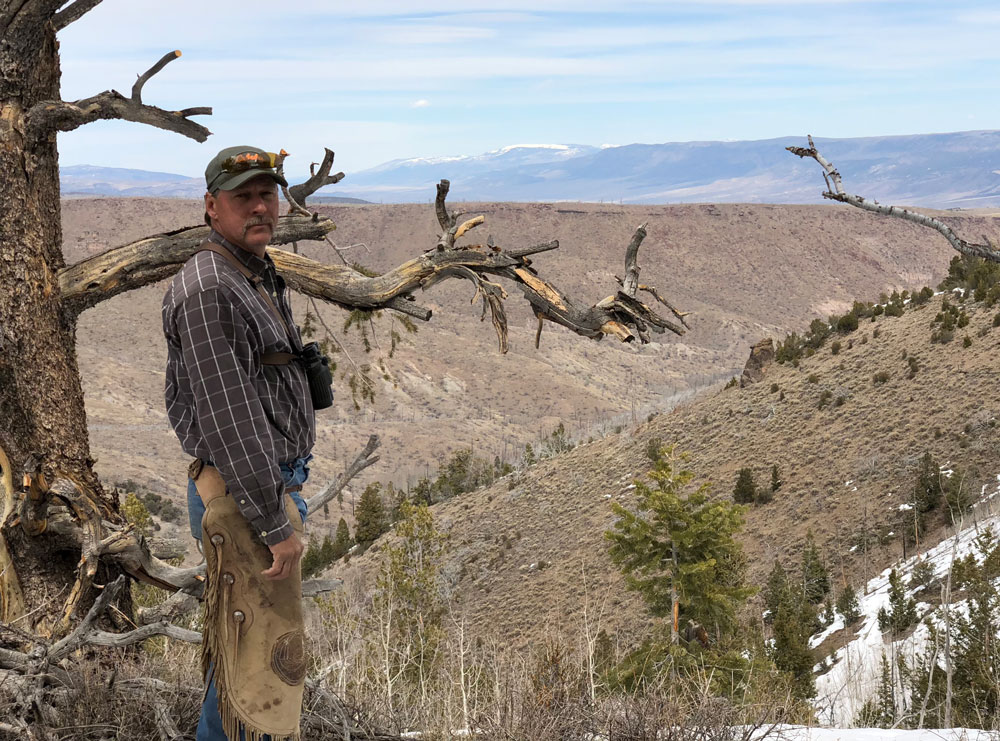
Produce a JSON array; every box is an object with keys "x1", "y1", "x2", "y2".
[{"x1": 204, "y1": 145, "x2": 288, "y2": 193}]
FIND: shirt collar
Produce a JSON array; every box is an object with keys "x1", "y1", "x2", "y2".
[{"x1": 207, "y1": 230, "x2": 272, "y2": 276}]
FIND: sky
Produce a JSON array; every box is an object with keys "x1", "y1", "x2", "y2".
[{"x1": 57, "y1": 0, "x2": 1000, "y2": 182}]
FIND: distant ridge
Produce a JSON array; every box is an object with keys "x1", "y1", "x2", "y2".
[
  {"x1": 62, "y1": 130, "x2": 1000, "y2": 207},
  {"x1": 59, "y1": 164, "x2": 371, "y2": 204}
]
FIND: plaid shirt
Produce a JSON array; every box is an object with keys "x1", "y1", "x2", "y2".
[{"x1": 163, "y1": 231, "x2": 315, "y2": 545}]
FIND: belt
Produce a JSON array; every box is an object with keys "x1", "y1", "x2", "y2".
[{"x1": 188, "y1": 459, "x2": 302, "y2": 495}]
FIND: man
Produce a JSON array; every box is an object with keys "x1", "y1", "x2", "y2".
[{"x1": 163, "y1": 146, "x2": 315, "y2": 741}]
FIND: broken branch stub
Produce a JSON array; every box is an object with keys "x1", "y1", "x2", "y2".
[
  {"x1": 788, "y1": 134, "x2": 1000, "y2": 263},
  {"x1": 26, "y1": 50, "x2": 212, "y2": 143}
]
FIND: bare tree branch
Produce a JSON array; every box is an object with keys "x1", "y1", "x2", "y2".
[
  {"x1": 306, "y1": 434, "x2": 381, "y2": 513},
  {"x1": 435, "y1": 179, "x2": 457, "y2": 232},
  {"x1": 26, "y1": 50, "x2": 211, "y2": 142},
  {"x1": 58, "y1": 215, "x2": 335, "y2": 315},
  {"x1": 60, "y1": 181, "x2": 684, "y2": 353},
  {"x1": 51, "y1": 0, "x2": 102, "y2": 30},
  {"x1": 289, "y1": 148, "x2": 346, "y2": 207},
  {"x1": 788, "y1": 134, "x2": 1000, "y2": 263}
]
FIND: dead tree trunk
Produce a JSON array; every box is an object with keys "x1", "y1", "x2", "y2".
[{"x1": 0, "y1": 4, "x2": 109, "y2": 632}]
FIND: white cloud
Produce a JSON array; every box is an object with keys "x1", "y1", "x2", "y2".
[{"x1": 411, "y1": 99, "x2": 431, "y2": 108}]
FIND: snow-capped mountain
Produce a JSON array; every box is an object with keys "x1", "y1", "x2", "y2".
[{"x1": 61, "y1": 131, "x2": 1000, "y2": 208}]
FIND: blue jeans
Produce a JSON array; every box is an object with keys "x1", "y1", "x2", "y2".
[
  {"x1": 188, "y1": 455, "x2": 311, "y2": 741},
  {"x1": 187, "y1": 456, "x2": 311, "y2": 540}
]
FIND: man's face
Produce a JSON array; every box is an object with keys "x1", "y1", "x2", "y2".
[{"x1": 205, "y1": 175, "x2": 279, "y2": 254}]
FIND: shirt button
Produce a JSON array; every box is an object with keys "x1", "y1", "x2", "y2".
[
  {"x1": 261, "y1": 530, "x2": 267, "y2": 537},
  {"x1": 240, "y1": 499, "x2": 246, "y2": 505}
]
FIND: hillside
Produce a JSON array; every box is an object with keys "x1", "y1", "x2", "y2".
[
  {"x1": 65, "y1": 198, "x2": 986, "y2": 557},
  {"x1": 331, "y1": 285, "x2": 1000, "y2": 654}
]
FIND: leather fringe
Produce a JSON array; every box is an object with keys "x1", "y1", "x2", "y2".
[{"x1": 202, "y1": 539, "x2": 300, "y2": 741}]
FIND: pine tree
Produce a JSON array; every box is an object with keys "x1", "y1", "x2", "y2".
[
  {"x1": 835, "y1": 584, "x2": 861, "y2": 625},
  {"x1": 332, "y1": 517, "x2": 352, "y2": 559},
  {"x1": 301, "y1": 534, "x2": 322, "y2": 578},
  {"x1": 763, "y1": 561, "x2": 788, "y2": 622},
  {"x1": 937, "y1": 526, "x2": 1000, "y2": 725},
  {"x1": 733, "y1": 467, "x2": 756, "y2": 504},
  {"x1": 770, "y1": 585, "x2": 817, "y2": 699},
  {"x1": 522, "y1": 442, "x2": 537, "y2": 467},
  {"x1": 409, "y1": 477, "x2": 433, "y2": 506},
  {"x1": 606, "y1": 448, "x2": 754, "y2": 642},
  {"x1": 801, "y1": 531, "x2": 830, "y2": 604},
  {"x1": 913, "y1": 452, "x2": 942, "y2": 513},
  {"x1": 372, "y1": 500, "x2": 449, "y2": 692},
  {"x1": 877, "y1": 568, "x2": 917, "y2": 635},
  {"x1": 855, "y1": 653, "x2": 896, "y2": 728},
  {"x1": 770, "y1": 464, "x2": 782, "y2": 493},
  {"x1": 355, "y1": 482, "x2": 388, "y2": 550}
]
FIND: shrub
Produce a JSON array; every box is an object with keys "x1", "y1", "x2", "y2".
[
  {"x1": 733, "y1": 467, "x2": 757, "y2": 504},
  {"x1": 724, "y1": 377, "x2": 738, "y2": 389},
  {"x1": 807, "y1": 373, "x2": 819, "y2": 384},
  {"x1": 818, "y1": 390, "x2": 832, "y2": 409},
  {"x1": 831, "y1": 341, "x2": 841, "y2": 355},
  {"x1": 931, "y1": 327, "x2": 954, "y2": 344},
  {"x1": 770, "y1": 383, "x2": 779, "y2": 393},
  {"x1": 906, "y1": 355, "x2": 919, "y2": 379},
  {"x1": 872, "y1": 371, "x2": 890, "y2": 385},
  {"x1": 645, "y1": 437, "x2": 664, "y2": 464},
  {"x1": 910, "y1": 286, "x2": 934, "y2": 306},
  {"x1": 836, "y1": 312, "x2": 859, "y2": 333},
  {"x1": 963, "y1": 335, "x2": 972, "y2": 347}
]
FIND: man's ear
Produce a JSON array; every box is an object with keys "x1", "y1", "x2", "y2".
[{"x1": 204, "y1": 191, "x2": 217, "y2": 226}]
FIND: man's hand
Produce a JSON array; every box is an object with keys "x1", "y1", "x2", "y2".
[{"x1": 262, "y1": 532, "x2": 304, "y2": 580}]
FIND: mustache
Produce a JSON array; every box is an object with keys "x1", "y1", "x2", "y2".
[{"x1": 242, "y1": 216, "x2": 274, "y2": 235}]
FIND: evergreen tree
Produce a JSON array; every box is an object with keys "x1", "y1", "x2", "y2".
[
  {"x1": 606, "y1": 448, "x2": 754, "y2": 641},
  {"x1": 855, "y1": 653, "x2": 896, "y2": 728},
  {"x1": 409, "y1": 476, "x2": 433, "y2": 506},
  {"x1": 763, "y1": 561, "x2": 788, "y2": 622},
  {"x1": 431, "y1": 448, "x2": 491, "y2": 500},
  {"x1": 939, "y1": 526, "x2": 1000, "y2": 726},
  {"x1": 835, "y1": 584, "x2": 861, "y2": 625},
  {"x1": 770, "y1": 585, "x2": 817, "y2": 699},
  {"x1": 332, "y1": 517, "x2": 352, "y2": 559},
  {"x1": 355, "y1": 482, "x2": 388, "y2": 550},
  {"x1": 913, "y1": 452, "x2": 942, "y2": 513},
  {"x1": 372, "y1": 500, "x2": 449, "y2": 691},
  {"x1": 770, "y1": 464, "x2": 782, "y2": 493},
  {"x1": 522, "y1": 442, "x2": 537, "y2": 467},
  {"x1": 732, "y1": 467, "x2": 756, "y2": 504},
  {"x1": 301, "y1": 534, "x2": 321, "y2": 578},
  {"x1": 877, "y1": 568, "x2": 917, "y2": 636},
  {"x1": 302, "y1": 534, "x2": 340, "y2": 579},
  {"x1": 541, "y1": 422, "x2": 573, "y2": 457},
  {"x1": 801, "y1": 531, "x2": 830, "y2": 604}
]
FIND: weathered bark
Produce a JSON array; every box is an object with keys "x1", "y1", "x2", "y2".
[{"x1": 0, "y1": 3, "x2": 106, "y2": 633}]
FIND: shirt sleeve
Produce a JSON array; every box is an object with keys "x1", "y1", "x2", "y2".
[{"x1": 175, "y1": 288, "x2": 293, "y2": 545}]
